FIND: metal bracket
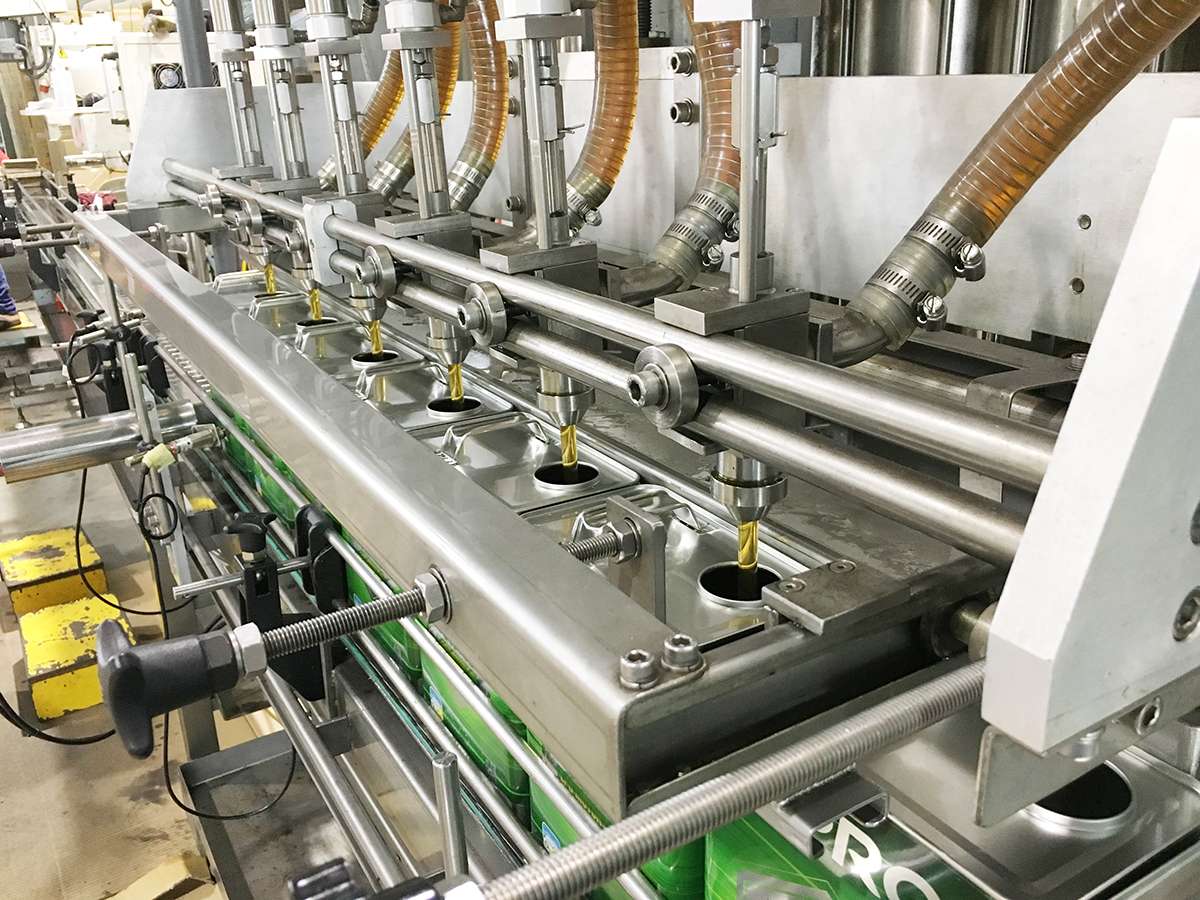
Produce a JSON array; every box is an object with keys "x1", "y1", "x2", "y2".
[
  {"x1": 605, "y1": 495, "x2": 672, "y2": 623},
  {"x1": 375, "y1": 211, "x2": 473, "y2": 239},
  {"x1": 302, "y1": 195, "x2": 357, "y2": 284},
  {"x1": 758, "y1": 770, "x2": 888, "y2": 859},
  {"x1": 761, "y1": 560, "x2": 909, "y2": 636},
  {"x1": 654, "y1": 287, "x2": 809, "y2": 337},
  {"x1": 480, "y1": 239, "x2": 598, "y2": 275}
]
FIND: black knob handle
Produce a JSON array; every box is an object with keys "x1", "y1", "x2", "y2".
[
  {"x1": 95, "y1": 620, "x2": 241, "y2": 758},
  {"x1": 225, "y1": 511, "x2": 278, "y2": 555}
]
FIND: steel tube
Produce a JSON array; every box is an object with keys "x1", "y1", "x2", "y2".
[
  {"x1": 480, "y1": 662, "x2": 985, "y2": 900},
  {"x1": 166, "y1": 181, "x2": 206, "y2": 207},
  {"x1": 395, "y1": 278, "x2": 464, "y2": 321},
  {"x1": 0, "y1": 403, "x2": 197, "y2": 483},
  {"x1": 164, "y1": 159, "x2": 304, "y2": 220},
  {"x1": 160, "y1": 159, "x2": 1056, "y2": 490},
  {"x1": 323, "y1": 215, "x2": 1057, "y2": 490},
  {"x1": 433, "y1": 753, "x2": 470, "y2": 878},
  {"x1": 174, "y1": 0, "x2": 214, "y2": 88},
  {"x1": 172, "y1": 557, "x2": 308, "y2": 600},
  {"x1": 737, "y1": 19, "x2": 763, "y2": 303},
  {"x1": 503, "y1": 324, "x2": 631, "y2": 396}
]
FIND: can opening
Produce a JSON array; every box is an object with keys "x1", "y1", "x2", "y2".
[
  {"x1": 699, "y1": 563, "x2": 781, "y2": 604},
  {"x1": 428, "y1": 397, "x2": 482, "y2": 415},
  {"x1": 535, "y1": 463, "x2": 599, "y2": 487},
  {"x1": 353, "y1": 351, "x2": 401, "y2": 365},
  {"x1": 1030, "y1": 763, "x2": 1134, "y2": 831}
]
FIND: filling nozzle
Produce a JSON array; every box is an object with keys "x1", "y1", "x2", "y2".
[
  {"x1": 427, "y1": 317, "x2": 473, "y2": 409},
  {"x1": 536, "y1": 367, "x2": 595, "y2": 483},
  {"x1": 709, "y1": 451, "x2": 788, "y2": 602}
]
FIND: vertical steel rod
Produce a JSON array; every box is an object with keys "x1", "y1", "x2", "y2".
[{"x1": 433, "y1": 752, "x2": 470, "y2": 879}]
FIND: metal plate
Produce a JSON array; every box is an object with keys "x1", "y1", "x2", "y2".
[
  {"x1": 523, "y1": 484, "x2": 806, "y2": 644},
  {"x1": 421, "y1": 413, "x2": 639, "y2": 515},
  {"x1": 358, "y1": 361, "x2": 514, "y2": 432},
  {"x1": 865, "y1": 710, "x2": 1200, "y2": 900}
]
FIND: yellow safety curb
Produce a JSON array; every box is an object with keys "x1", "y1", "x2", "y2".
[
  {"x1": 0, "y1": 526, "x2": 108, "y2": 615},
  {"x1": 18, "y1": 595, "x2": 132, "y2": 719}
]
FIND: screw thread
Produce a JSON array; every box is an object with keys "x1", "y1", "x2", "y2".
[{"x1": 262, "y1": 589, "x2": 424, "y2": 659}]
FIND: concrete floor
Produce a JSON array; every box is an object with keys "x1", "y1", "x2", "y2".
[{"x1": 0, "y1": 405, "x2": 201, "y2": 899}]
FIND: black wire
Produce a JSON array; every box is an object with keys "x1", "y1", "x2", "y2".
[
  {"x1": 73, "y1": 467, "x2": 194, "y2": 616},
  {"x1": 148, "y1": 541, "x2": 298, "y2": 820},
  {"x1": 0, "y1": 326, "x2": 122, "y2": 744},
  {"x1": 0, "y1": 687, "x2": 113, "y2": 745}
]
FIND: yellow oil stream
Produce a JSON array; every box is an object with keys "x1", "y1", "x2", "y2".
[
  {"x1": 264, "y1": 262, "x2": 276, "y2": 295},
  {"x1": 368, "y1": 320, "x2": 384, "y2": 355},
  {"x1": 737, "y1": 520, "x2": 760, "y2": 600},
  {"x1": 447, "y1": 363, "x2": 464, "y2": 402},
  {"x1": 308, "y1": 287, "x2": 324, "y2": 321},
  {"x1": 560, "y1": 424, "x2": 578, "y2": 470}
]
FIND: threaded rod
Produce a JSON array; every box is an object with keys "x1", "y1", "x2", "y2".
[
  {"x1": 480, "y1": 662, "x2": 985, "y2": 900},
  {"x1": 561, "y1": 531, "x2": 621, "y2": 565},
  {"x1": 262, "y1": 589, "x2": 424, "y2": 659}
]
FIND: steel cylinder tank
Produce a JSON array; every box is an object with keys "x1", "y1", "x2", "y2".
[{"x1": 814, "y1": 0, "x2": 1022, "y2": 76}]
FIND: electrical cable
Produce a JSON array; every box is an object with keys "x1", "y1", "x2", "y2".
[{"x1": 143, "y1": 518, "x2": 297, "y2": 821}]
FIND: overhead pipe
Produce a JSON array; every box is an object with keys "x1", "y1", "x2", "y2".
[
  {"x1": 616, "y1": 1, "x2": 739, "y2": 303},
  {"x1": 369, "y1": 20, "x2": 464, "y2": 201},
  {"x1": 833, "y1": 0, "x2": 1200, "y2": 366},
  {"x1": 0, "y1": 403, "x2": 198, "y2": 483},
  {"x1": 448, "y1": 0, "x2": 509, "y2": 210},
  {"x1": 160, "y1": 159, "x2": 1058, "y2": 490}
]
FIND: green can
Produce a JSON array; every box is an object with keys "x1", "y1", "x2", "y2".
[
  {"x1": 421, "y1": 645, "x2": 532, "y2": 826},
  {"x1": 706, "y1": 814, "x2": 984, "y2": 900},
  {"x1": 345, "y1": 556, "x2": 424, "y2": 684},
  {"x1": 527, "y1": 751, "x2": 704, "y2": 900}
]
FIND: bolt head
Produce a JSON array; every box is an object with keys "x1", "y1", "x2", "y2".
[
  {"x1": 916, "y1": 294, "x2": 948, "y2": 331},
  {"x1": 619, "y1": 649, "x2": 660, "y2": 690},
  {"x1": 662, "y1": 634, "x2": 702, "y2": 672},
  {"x1": 829, "y1": 559, "x2": 856, "y2": 575}
]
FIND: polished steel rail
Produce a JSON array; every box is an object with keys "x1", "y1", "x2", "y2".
[{"x1": 161, "y1": 159, "x2": 1057, "y2": 490}]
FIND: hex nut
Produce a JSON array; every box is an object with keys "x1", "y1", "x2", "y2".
[
  {"x1": 232, "y1": 623, "x2": 268, "y2": 677},
  {"x1": 414, "y1": 569, "x2": 450, "y2": 624},
  {"x1": 619, "y1": 649, "x2": 660, "y2": 690},
  {"x1": 607, "y1": 519, "x2": 640, "y2": 564},
  {"x1": 662, "y1": 634, "x2": 702, "y2": 672}
]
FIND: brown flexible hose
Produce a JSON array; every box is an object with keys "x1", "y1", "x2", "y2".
[
  {"x1": 565, "y1": 0, "x2": 639, "y2": 230},
  {"x1": 838, "y1": 0, "x2": 1200, "y2": 363},
  {"x1": 616, "y1": 1, "x2": 739, "y2": 302},
  {"x1": 448, "y1": 0, "x2": 508, "y2": 211},
  {"x1": 369, "y1": 21, "x2": 464, "y2": 201}
]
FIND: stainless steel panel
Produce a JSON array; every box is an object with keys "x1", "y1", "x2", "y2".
[
  {"x1": 78, "y1": 213, "x2": 678, "y2": 818},
  {"x1": 865, "y1": 711, "x2": 1200, "y2": 899},
  {"x1": 421, "y1": 413, "x2": 640, "y2": 515},
  {"x1": 358, "y1": 361, "x2": 514, "y2": 433},
  {"x1": 523, "y1": 484, "x2": 805, "y2": 645}
]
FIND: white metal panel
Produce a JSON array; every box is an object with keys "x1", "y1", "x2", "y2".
[
  {"x1": 982, "y1": 117, "x2": 1200, "y2": 752},
  {"x1": 772, "y1": 73, "x2": 1200, "y2": 342}
]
